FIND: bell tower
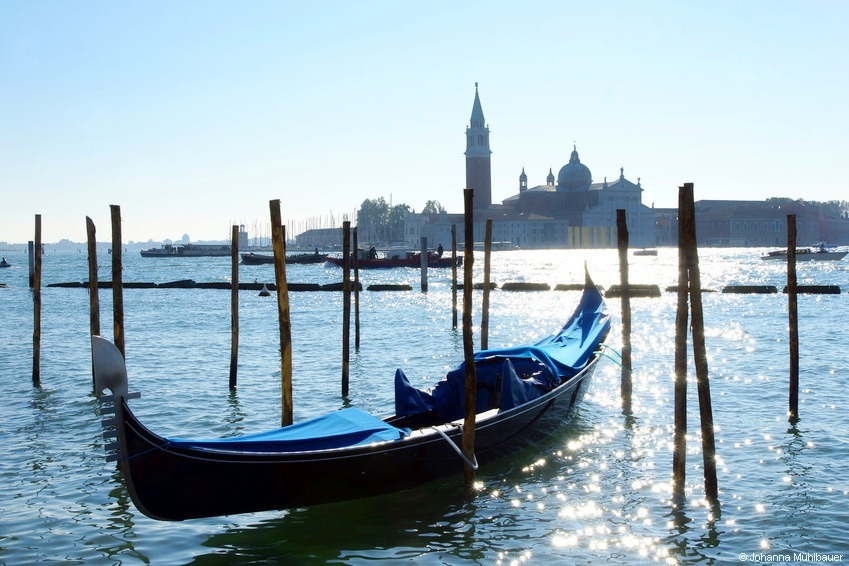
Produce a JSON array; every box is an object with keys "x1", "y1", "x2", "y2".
[{"x1": 464, "y1": 83, "x2": 492, "y2": 210}]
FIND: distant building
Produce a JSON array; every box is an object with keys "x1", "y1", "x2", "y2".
[
  {"x1": 652, "y1": 200, "x2": 849, "y2": 247},
  {"x1": 653, "y1": 208, "x2": 679, "y2": 246},
  {"x1": 407, "y1": 85, "x2": 655, "y2": 248}
]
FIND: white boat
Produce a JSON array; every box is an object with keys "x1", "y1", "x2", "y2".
[{"x1": 760, "y1": 243, "x2": 847, "y2": 262}]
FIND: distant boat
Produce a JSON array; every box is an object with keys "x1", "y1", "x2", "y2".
[
  {"x1": 760, "y1": 243, "x2": 847, "y2": 262},
  {"x1": 633, "y1": 249, "x2": 658, "y2": 256},
  {"x1": 326, "y1": 249, "x2": 461, "y2": 269},
  {"x1": 140, "y1": 244, "x2": 231, "y2": 258},
  {"x1": 0, "y1": 257, "x2": 10, "y2": 268},
  {"x1": 240, "y1": 252, "x2": 328, "y2": 265}
]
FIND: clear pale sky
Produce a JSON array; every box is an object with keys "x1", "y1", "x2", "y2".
[{"x1": 2, "y1": 1, "x2": 847, "y2": 244}]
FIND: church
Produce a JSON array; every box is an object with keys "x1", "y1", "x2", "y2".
[{"x1": 406, "y1": 85, "x2": 656, "y2": 249}]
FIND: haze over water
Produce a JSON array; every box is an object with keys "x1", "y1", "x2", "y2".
[{"x1": 1, "y1": 247, "x2": 848, "y2": 564}]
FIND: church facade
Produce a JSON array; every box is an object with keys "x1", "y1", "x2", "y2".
[{"x1": 406, "y1": 86, "x2": 656, "y2": 249}]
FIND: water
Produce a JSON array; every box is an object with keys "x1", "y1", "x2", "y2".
[{"x1": 1, "y1": 248, "x2": 848, "y2": 564}]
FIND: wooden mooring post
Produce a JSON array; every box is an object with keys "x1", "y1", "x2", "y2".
[
  {"x1": 672, "y1": 189, "x2": 689, "y2": 501},
  {"x1": 229, "y1": 224, "x2": 239, "y2": 390},
  {"x1": 86, "y1": 217, "x2": 100, "y2": 385},
  {"x1": 342, "y1": 221, "x2": 351, "y2": 397},
  {"x1": 420, "y1": 236, "x2": 428, "y2": 292},
  {"x1": 270, "y1": 200, "x2": 293, "y2": 426},
  {"x1": 353, "y1": 226, "x2": 361, "y2": 350},
  {"x1": 481, "y1": 218, "x2": 493, "y2": 350},
  {"x1": 110, "y1": 205, "x2": 125, "y2": 358},
  {"x1": 678, "y1": 183, "x2": 718, "y2": 502},
  {"x1": 451, "y1": 224, "x2": 458, "y2": 329},
  {"x1": 461, "y1": 188, "x2": 477, "y2": 487},
  {"x1": 616, "y1": 209, "x2": 632, "y2": 413},
  {"x1": 28, "y1": 240, "x2": 35, "y2": 288},
  {"x1": 787, "y1": 214, "x2": 799, "y2": 420},
  {"x1": 32, "y1": 215, "x2": 42, "y2": 385}
]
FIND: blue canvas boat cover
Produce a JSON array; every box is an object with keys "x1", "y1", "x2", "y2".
[
  {"x1": 395, "y1": 283, "x2": 610, "y2": 422},
  {"x1": 167, "y1": 407, "x2": 408, "y2": 453}
]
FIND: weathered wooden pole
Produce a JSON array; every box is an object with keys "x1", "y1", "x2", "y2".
[
  {"x1": 681, "y1": 182, "x2": 718, "y2": 502},
  {"x1": 451, "y1": 224, "x2": 458, "y2": 329},
  {"x1": 86, "y1": 217, "x2": 100, "y2": 385},
  {"x1": 787, "y1": 214, "x2": 799, "y2": 420},
  {"x1": 229, "y1": 224, "x2": 239, "y2": 390},
  {"x1": 32, "y1": 215, "x2": 42, "y2": 385},
  {"x1": 269, "y1": 200, "x2": 293, "y2": 426},
  {"x1": 420, "y1": 236, "x2": 428, "y2": 292},
  {"x1": 86, "y1": 217, "x2": 100, "y2": 337},
  {"x1": 672, "y1": 190, "x2": 689, "y2": 501},
  {"x1": 110, "y1": 205, "x2": 125, "y2": 358},
  {"x1": 28, "y1": 241, "x2": 35, "y2": 288},
  {"x1": 353, "y1": 226, "x2": 361, "y2": 350},
  {"x1": 616, "y1": 209, "x2": 632, "y2": 413},
  {"x1": 342, "y1": 221, "x2": 351, "y2": 397},
  {"x1": 461, "y1": 188, "x2": 477, "y2": 487},
  {"x1": 481, "y1": 218, "x2": 493, "y2": 350}
]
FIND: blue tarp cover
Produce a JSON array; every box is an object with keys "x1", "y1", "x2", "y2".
[
  {"x1": 165, "y1": 285, "x2": 607, "y2": 454},
  {"x1": 395, "y1": 284, "x2": 610, "y2": 421},
  {"x1": 167, "y1": 408, "x2": 408, "y2": 453}
]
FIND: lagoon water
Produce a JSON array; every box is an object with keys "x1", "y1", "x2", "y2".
[{"x1": 1, "y1": 247, "x2": 848, "y2": 564}]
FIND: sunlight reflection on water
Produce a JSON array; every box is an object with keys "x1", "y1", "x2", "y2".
[{"x1": 1, "y1": 247, "x2": 848, "y2": 562}]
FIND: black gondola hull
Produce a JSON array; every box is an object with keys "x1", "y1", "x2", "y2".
[{"x1": 112, "y1": 355, "x2": 600, "y2": 521}]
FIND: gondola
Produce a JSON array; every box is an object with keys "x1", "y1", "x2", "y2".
[{"x1": 92, "y1": 271, "x2": 610, "y2": 521}]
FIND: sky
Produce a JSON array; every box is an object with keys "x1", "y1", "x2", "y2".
[{"x1": 2, "y1": 1, "x2": 847, "y2": 244}]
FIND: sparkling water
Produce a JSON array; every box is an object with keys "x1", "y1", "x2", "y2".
[{"x1": 1, "y1": 247, "x2": 847, "y2": 563}]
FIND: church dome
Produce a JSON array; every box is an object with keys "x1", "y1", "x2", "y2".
[{"x1": 556, "y1": 145, "x2": 592, "y2": 191}]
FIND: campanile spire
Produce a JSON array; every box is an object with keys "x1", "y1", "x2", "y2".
[{"x1": 464, "y1": 82, "x2": 492, "y2": 209}]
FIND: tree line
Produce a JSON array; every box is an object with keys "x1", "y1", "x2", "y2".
[{"x1": 356, "y1": 198, "x2": 444, "y2": 244}]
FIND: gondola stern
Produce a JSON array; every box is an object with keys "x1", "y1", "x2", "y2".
[
  {"x1": 91, "y1": 335, "x2": 130, "y2": 400},
  {"x1": 91, "y1": 335, "x2": 137, "y2": 463},
  {"x1": 91, "y1": 335, "x2": 160, "y2": 518}
]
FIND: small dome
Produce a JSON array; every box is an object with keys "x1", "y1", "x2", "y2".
[
  {"x1": 519, "y1": 167, "x2": 528, "y2": 181},
  {"x1": 556, "y1": 146, "x2": 592, "y2": 191}
]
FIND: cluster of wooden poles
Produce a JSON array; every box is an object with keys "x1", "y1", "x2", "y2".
[
  {"x1": 611, "y1": 185, "x2": 718, "y2": 502},
  {"x1": 25, "y1": 195, "x2": 483, "y2": 486},
  {"x1": 615, "y1": 183, "x2": 803, "y2": 505},
  {"x1": 26, "y1": 184, "x2": 806, "y2": 493}
]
